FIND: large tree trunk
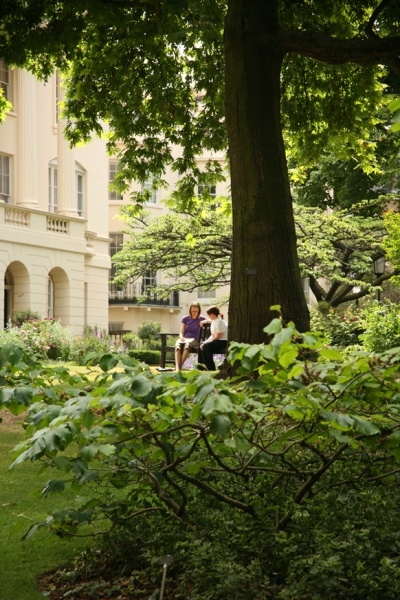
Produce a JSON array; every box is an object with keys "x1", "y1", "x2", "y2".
[{"x1": 224, "y1": 0, "x2": 309, "y2": 343}]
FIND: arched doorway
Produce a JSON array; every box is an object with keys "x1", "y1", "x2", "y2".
[
  {"x1": 48, "y1": 267, "x2": 70, "y2": 325},
  {"x1": 3, "y1": 262, "x2": 30, "y2": 327}
]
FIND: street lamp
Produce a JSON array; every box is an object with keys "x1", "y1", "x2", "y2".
[{"x1": 373, "y1": 257, "x2": 386, "y2": 302}]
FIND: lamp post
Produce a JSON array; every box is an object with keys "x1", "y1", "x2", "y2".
[{"x1": 373, "y1": 257, "x2": 386, "y2": 302}]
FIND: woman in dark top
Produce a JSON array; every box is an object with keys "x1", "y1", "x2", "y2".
[
  {"x1": 175, "y1": 302, "x2": 206, "y2": 370},
  {"x1": 198, "y1": 306, "x2": 228, "y2": 371}
]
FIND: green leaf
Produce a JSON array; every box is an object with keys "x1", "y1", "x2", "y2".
[
  {"x1": 388, "y1": 98, "x2": 400, "y2": 113},
  {"x1": 288, "y1": 364, "x2": 304, "y2": 379},
  {"x1": 190, "y1": 402, "x2": 202, "y2": 422},
  {"x1": 319, "y1": 347, "x2": 344, "y2": 362},
  {"x1": 283, "y1": 405, "x2": 305, "y2": 420},
  {"x1": 210, "y1": 415, "x2": 231, "y2": 438},
  {"x1": 279, "y1": 348, "x2": 298, "y2": 368},
  {"x1": 264, "y1": 319, "x2": 282, "y2": 335},
  {"x1": 186, "y1": 461, "x2": 202, "y2": 475},
  {"x1": 352, "y1": 416, "x2": 380, "y2": 436},
  {"x1": 81, "y1": 410, "x2": 95, "y2": 430},
  {"x1": 391, "y1": 109, "x2": 400, "y2": 124},
  {"x1": 42, "y1": 479, "x2": 65, "y2": 496},
  {"x1": 53, "y1": 456, "x2": 73, "y2": 472},
  {"x1": 98, "y1": 353, "x2": 120, "y2": 372},
  {"x1": 22, "y1": 523, "x2": 42, "y2": 541},
  {"x1": 130, "y1": 375, "x2": 154, "y2": 397},
  {"x1": 80, "y1": 445, "x2": 98, "y2": 461},
  {"x1": 97, "y1": 444, "x2": 116, "y2": 457}
]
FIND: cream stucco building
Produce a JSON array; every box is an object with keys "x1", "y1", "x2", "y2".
[
  {"x1": 0, "y1": 62, "x2": 229, "y2": 337},
  {"x1": 0, "y1": 63, "x2": 110, "y2": 333},
  {"x1": 108, "y1": 147, "x2": 230, "y2": 335}
]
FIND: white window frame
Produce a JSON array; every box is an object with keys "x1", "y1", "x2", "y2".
[
  {"x1": 0, "y1": 60, "x2": 10, "y2": 101},
  {"x1": 0, "y1": 154, "x2": 11, "y2": 203},
  {"x1": 48, "y1": 164, "x2": 58, "y2": 213},
  {"x1": 109, "y1": 233, "x2": 124, "y2": 284},
  {"x1": 197, "y1": 287, "x2": 217, "y2": 300},
  {"x1": 142, "y1": 270, "x2": 157, "y2": 294},
  {"x1": 197, "y1": 179, "x2": 216, "y2": 199},
  {"x1": 76, "y1": 170, "x2": 84, "y2": 217},
  {"x1": 141, "y1": 175, "x2": 157, "y2": 204},
  {"x1": 49, "y1": 159, "x2": 86, "y2": 215},
  {"x1": 109, "y1": 161, "x2": 122, "y2": 201}
]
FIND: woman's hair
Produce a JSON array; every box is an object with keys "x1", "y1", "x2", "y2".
[
  {"x1": 207, "y1": 306, "x2": 224, "y2": 319},
  {"x1": 189, "y1": 302, "x2": 201, "y2": 318}
]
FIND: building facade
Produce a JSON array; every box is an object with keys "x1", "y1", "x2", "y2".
[
  {"x1": 107, "y1": 147, "x2": 230, "y2": 335},
  {"x1": 0, "y1": 63, "x2": 110, "y2": 333}
]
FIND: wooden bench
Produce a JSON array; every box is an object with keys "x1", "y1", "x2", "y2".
[{"x1": 160, "y1": 323, "x2": 227, "y2": 369}]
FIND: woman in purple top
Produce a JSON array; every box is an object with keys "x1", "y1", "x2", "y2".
[{"x1": 175, "y1": 302, "x2": 206, "y2": 370}]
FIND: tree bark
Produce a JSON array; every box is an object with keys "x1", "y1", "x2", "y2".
[{"x1": 224, "y1": 0, "x2": 310, "y2": 343}]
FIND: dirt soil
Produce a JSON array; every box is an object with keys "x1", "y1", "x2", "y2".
[{"x1": 0, "y1": 408, "x2": 26, "y2": 432}]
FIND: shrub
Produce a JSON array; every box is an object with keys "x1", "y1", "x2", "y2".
[
  {"x1": 137, "y1": 320, "x2": 161, "y2": 349},
  {"x1": 0, "y1": 318, "x2": 73, "y2": 360},
  {"x1": 127, "y1": 349, "x2": 161, "y2": 364},
  {"x1": 13, "y1": 309, "x2": 41, "y2": 327},
  {"x1": 122, "y1": 331, "x2": 141, "y2": 349},
  {"x1": 359, "y1": 300, "x2": 400, "y2": 352},
  {"x1": 310, "y1": 304, "x2": 364, "y2": 347},
  {"x1": 6, "y1": 316, "x2": 400, "y2": 598},
  {"x1": 70, "y1": 333, "x2": 111, "y2": 366}
]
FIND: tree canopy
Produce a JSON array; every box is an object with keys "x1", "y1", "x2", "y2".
[
  {"x1": 113, "y1": 195, "x2": 397, "y2": 307},
  {"x1": 1, "y1": 0, "x2": 400, "y2": 342}
]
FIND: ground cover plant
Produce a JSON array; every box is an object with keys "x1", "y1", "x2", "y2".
[{"x1": 2, "y1": 314, "x2": 400, "y2": 597}]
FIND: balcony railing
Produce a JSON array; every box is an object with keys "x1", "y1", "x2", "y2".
[{"x1": 109, "y1": 281, "x2": 179, "y2": 307}]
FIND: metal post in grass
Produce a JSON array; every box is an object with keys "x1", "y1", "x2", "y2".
[{"x1": 159, "y1": 555, "x2": 173, "y2": 600}]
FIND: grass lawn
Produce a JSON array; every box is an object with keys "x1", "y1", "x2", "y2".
[{"x1": 0, "y1": 411, "x2": 90, "y2": 600}]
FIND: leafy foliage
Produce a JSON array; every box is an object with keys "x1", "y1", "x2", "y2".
[
  {"x1": 310, "y1": 304, "x2": 364, "y2": 347},
  {"x1": 136, "y1": 320, "x2": 161, "y2": 350},
  {"x1": 2, "y1": 0, "x2": 400, "y2": 337},
  {"x1": 3, "y1": 316, "x2": 400, "y2": 595},
  {"x1": 113, "y1": 197, "x2": 395, "y2": 306},
  {"x1": 69, "y1": 335, "x2": 111, "y2": 366},
  {"x1": 12, "y1": 309, "x2": 42, "y2": 327},
  {"x1": 359, "y1": 301, "x2": 400, "y2": 353},
  {"x1": 0, "y1": 318, "x2": 73, "y2": 360},
  {"x1": 127, "y1": 349, "x2": 161, "y2": 364}
]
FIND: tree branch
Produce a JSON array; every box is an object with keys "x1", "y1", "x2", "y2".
[{"x1": 273, "y1": 30, "x2": 400, "y2": 72}]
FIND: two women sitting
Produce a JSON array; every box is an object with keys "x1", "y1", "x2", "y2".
[{"x1": 175, "y1": 302, "x2": 228, "y2": 371}]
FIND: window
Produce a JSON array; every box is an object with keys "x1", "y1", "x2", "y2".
[
  {"x1": 48, "y1": 160, "x2": 85, "y2": 214},
  {"x1": 197, "y1": 180, "x2": 216, "y2": 199},
  {"x1": 0, "y1": 154, "x2": 10, "y2": 203},
  {"x1": 109, "y1": 161, "x2": 122, "y2": 201},
  {"x1": 109, "y1": 322, "x2": 124, "y2": 332},
  {"x1": 47, "y1": 277, "x2": 54, "y2": 318},
  {"x1": 48, "y1": 165, "x2": 58, "y2": 213},
  {"x1": 0, "y1": 60, "x2": 10, "y2": 101},
  {"x1": 109, "y1": 233, "x2": 123, "y2": 282},
  {"x1": 142, "y1": 270, "x2": 157, "y2": 294},
  {"x1": 76, "y1": 172, "x2": 84, "y2": 216},
  {"x1": 197, "y1": 287, "x2": 217, "y2": 299},
  {"x1": 141, "y1": 175, "x2": 157, "y2": 204}
]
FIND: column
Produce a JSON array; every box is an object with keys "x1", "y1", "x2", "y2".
[
  {"x1": 16, "y1": 69, "x2": 39, "y2": 208},
  {"x1": 57, "y1": 83, "x2": 78, "y2": 217}
]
